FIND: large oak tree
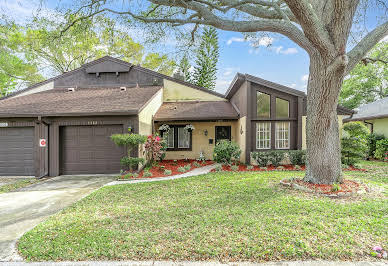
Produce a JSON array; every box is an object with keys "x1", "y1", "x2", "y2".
[{"x1": 65, "y1": 0, "x2": 388, "y2": 184}]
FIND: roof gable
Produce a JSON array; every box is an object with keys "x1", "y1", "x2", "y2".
[{"x1": 85, "y1": 58, "x2": 131, "y2": 73}]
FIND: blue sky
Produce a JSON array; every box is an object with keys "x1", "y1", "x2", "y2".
[{"x1": 1, "y1": 0, "x2": 386, "y2": 94}]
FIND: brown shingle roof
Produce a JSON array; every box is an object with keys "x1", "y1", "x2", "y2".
[
  {"x1": 154, "y1": 101, "x2": 239, "y2": 121},
  {"x1": 0, "y1": 86, "x2": 161, "y2": 117}
]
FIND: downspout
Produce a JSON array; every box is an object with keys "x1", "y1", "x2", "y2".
[
  {"x1": 364, "y1": 121, "x2": 373, "y2": 134},
  {"x1": 37, "y1": 116, "x2": 50, "y2": 179}
]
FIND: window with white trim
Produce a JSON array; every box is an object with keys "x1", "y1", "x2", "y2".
[
  {"x1": 162, "y1": 128, "x2": 174, "y2": 148},
  {"x1": 256, "y1": 122, "x2": 271, "y2": 149},
  {"x1": 177, "y1": 127, "x2": 190, "y2": 148},
  {"x1": 275, "y1": 122, "x2": 290, "y2": 149}
]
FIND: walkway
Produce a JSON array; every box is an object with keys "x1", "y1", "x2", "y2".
[{"x1": 105, "y1": 164, "x2": 218, "y2": 186}]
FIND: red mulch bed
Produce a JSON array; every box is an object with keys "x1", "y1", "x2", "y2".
[
  {"x1": 119, "y1": 160, "x2": 214, "y2": 179},
  {"x1": 281, "y1": 178, "x2": 368, "y2": 195},
  {"x1": 209, "y1": 164, "x2": 366, "y2": 172}
]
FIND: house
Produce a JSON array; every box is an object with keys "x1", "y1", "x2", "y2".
[
  {"x1": 0, "y1": 56, "x2": 353, "y2": 177},
  {"x1": 343, "y1": 97, "x2": 388, "y2": 137}
]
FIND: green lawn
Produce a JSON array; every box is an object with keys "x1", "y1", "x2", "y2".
[
  {"x1": 0, "y1": 178, "x2": 40, "y2": 194},
  {"x1": 18, "y1": 161, "x2": 387, "y2": 262}
]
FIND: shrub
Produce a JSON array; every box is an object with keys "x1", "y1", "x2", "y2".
[
  {"x1": 230, "y1": 165, "x2": 239, "y2": 171},
  {"x1": 267, "y1": 151, "x2": 285, "y2": 167},
  {"x1": 184, "y1": 164, "x2": 191, "y2": 171},
  {"x1": 251, "y1": 152, "x2": 270, "y2": 167},
  {"x1": 193, "y1": 161, "x2": 201, "y2": 167},
  {"x1": 341, "y1": 163, "x2": 349, "y2": 169},
  {"x1": 294, "y1": 165, "x2": 302, "y2": 170},
  {"x1": 214, "y1": 164, "x2": 223, "y2": 172},
  {"x1": 121, "y1": 172, "x2": 138, "y2": 179},
  {"x1": 341, "y1": 122, "x2": 369, "y2": 166},
  {"x1": 367, "y1": 133, "x2": 385, "y2": 158},
  {"x1": 246, "y1": 165, "x2": 254, "y2": 170},
  {"x1": 144, "y1": 134, "x2": 165, "y2": 165},
  {"x1": 331, "y1": 183, "x2": 340, "y2": 192},
  {"x1": 260, "y1": 166, "x2": 267, "y2": 170},
  {"x1": 288, "y1": 150, "x2": 306, "y2": 165},
  {"x1": 164, "y1": 169, "x2": 172, "y2": 175},
  {"x1": 375, "y1": 139, "x2": 388, "y2": 161},
  {"x1": 213, "y1": 140, "x2": 241, "y2": 165},
  {"x1": 177, "y1": 166, "x2": 186, "y2": 172},
  {"x1": 120, "y1": 157, "x2": 145, "y2": 171},
  {"x1": 143, "y1": 171, "x2": 152, "y2": 177},
  {"x1": 276, "y1": 166, "x2": 285, "y2": 171}
]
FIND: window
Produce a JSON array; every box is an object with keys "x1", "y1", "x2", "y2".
[
  {"x1": 276, "y1": 98, "x2": 289, "y2": 118},
  {"x1": 256, "y1": 122, "x2": 271, "y2": 149},
  {"x1": 257, "y1": 92, "x2": 270, "y2": 118},
  {"x1": 162, "y1": 128, "x2": 174, "y2": 148},
  {"x1": 161, "y1": 125, "x2": 191, "y2": 150},
  {"x1": 178, "y1": 127, "x2": 190, "y2": 148},
  {"x1": 275, "y1": 122, "x2": 290, "y2": 149}
]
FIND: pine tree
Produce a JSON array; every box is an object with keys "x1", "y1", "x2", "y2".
[
  {"x1": 192, "y1": 27, "x2": 219, "y2": 90},
  {"x1": 177, "y1": 55, "x2": 192, "y2": 82}
]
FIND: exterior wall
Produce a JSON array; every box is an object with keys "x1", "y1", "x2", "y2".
[
  {"x1": 236, "y1": 116, "x2": 247, "y2": 162},
  {"x1": 302, "y1": 115, "x2": 344, "y2": 150},
  {"x1": 155, "y1": 121, "x2": 238, "y2": 161},
  {"x1": 365, "y1": 118, "x2": 388, "y2": 137},
  {"x1": 13, "y1": 81, "x2": 54, "y2": 98},
  {"x1": 138, "y1": 89, "x2": 163, "y2": 160},
  {"x1": 163, "y1": 79, "x2": 226, "y2": 102}
]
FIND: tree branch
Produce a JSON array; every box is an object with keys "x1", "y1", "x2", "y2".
[
  {"x1": 361, "y1": 57, "x2": 388, "y2": 65},
  {"x1": 346, "y1": 20, "x2": 388, "y2": 75}
]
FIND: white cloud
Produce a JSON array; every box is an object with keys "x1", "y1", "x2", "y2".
[
  {"x1": 256, "y1": 37, "x2": 274, "y2": 47},
  {"x1": 301, "y1": 74, "x2": 309, "y2": 82},
  {"x1": 226, "y1": 37, "x2": 245, "y2": 45},
  {"x1": 274, "y1": 46, "x2": 298, "y2": 54}
]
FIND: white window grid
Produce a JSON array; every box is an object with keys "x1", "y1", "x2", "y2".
[
  {"x1": 163, "y1": 128, "x2": 175, "y2": 148},
  {"x1": 256, "y1": 122, "x2": 271, "y2": 149},
  {"x1": 275, "y1": 122, "x2": 290, "y2": 149},
  {"x1": 177, "y1": 127, "x2": 190, "y2": 148}
]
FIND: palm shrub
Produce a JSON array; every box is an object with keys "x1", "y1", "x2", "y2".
[
  {"x1": 288, "y1": 150, "x2": 306, "y2": 165},
  {"x1": 341, "y1": 122, "x2": 369, "y2": 165},
  {"x1": 367, "y1": 133, "x2": 385, "y2": 158},
  {"x1": 374, "y1": 139, "x2": 388, "y2": 161},
  {"x1": 213, "y1": 140, "x2": 241, "y2": 165},
  {"x1": 111, "y1": 132, "x2": 147, "y2": 172}
]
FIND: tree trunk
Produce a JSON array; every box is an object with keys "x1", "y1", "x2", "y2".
[{"x1": 304, "y1": 53, "x2": 347, "y2": 184}]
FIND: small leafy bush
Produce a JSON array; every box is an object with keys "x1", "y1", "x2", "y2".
[
  {"x1": 374, "y1": 139, "x2": 388, "y2": 161},
  {"x1": 294, "y1": 165, "x2": 302, "y2": 170},
  {"x1": 120, "y1": 157, "x2": 145, "y2": 171},
  {"x1": 112, "y1": 133, "x2": 147, "y2": 171},
  {"x1": 144, "y1": 134, "x2": 165, "y2": 165},
  {"x1": 213, "y1": 140, "x2": 241, "y2": 165},
  {"x1": 288, "y1": 150, "x2": 306, "y2": 165},
  {"x1": 143, "y1": 171, "x2": 152, "y2": 177},
  {"x1": 193, "y1": 161, "x2": 201, "y2": 167},
  {"x1": 341, "y1": 122, "x2": 369, "y2": 166},
  {"x1": 367, "y1": 133, "x2": 385, "y2": 158},
  {"x1": 164, "y1": 169, "x2": 172, "y2": 175},
  {"x1": 251, "y1": 152, "x2": 270, "y2": 167},
  {"x1": 246, "y1": 165, "x2": 254, "y2": 170},
  {"x1": 177, "y1": 166, "x2": 186, "y2": 173},
  {"x1": 214, "y1": 164, "x2": 223, "y2": 172},
  {"x1": 341, "y1": 163, "x2": 349, "y2": 169},
  {"x1": 268, "y1": 151, "x2": 285, "y2": 167},
  {"x1": 331, "y1": 183, "x2": 340, "y2": 192},
  {"x1": 260, "y1": 166, "x2": 267, "y2": 170},
  {"x1": 230, "y1": 165, "x2": 239, "y2": 171},
  {"x1": 184, "y1": 164, "x2": 191, "y2": 171}
]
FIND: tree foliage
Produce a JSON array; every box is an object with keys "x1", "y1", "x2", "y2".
[
  {"x1": 340, "y1": 42, "x2": 388, "y2": 109},
  {"x1": 192, "y1": 27, "x2": 219, "y2": 90},
  {"x1": 341, "y1": 122, "x2": 370, "y2": 166}
]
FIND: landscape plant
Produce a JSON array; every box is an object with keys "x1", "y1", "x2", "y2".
[
  {"x1": 341, "y1": 122, "x2": 369, "y2": 166},
  {"x1": 111, "y1": 131, "x2": 147, "y2": 172},
  {"x1": 288, "y1": 150, "x2": 306, "y2": 166},
  {"x1": 367, "y1": 133, "x2": 386, "y2": 158},
  {"x1": 144, "y1": 134, "x2": 165, "y2": 166},
  {"x1": 268, "y1": 151, "x2": 285, "y2": 167},
  {"x1": 177, "y1": 167, "x2": 186, "y2": 173},
  {"x1": 213, "y1": 140, "x2": 241, "y2": 165},
  {"x1": 251, "y1": 152, "x2": 270, "y2": 167},
  {"x1": 374, "y1": 139, "x2": 388, "y2": 161}
]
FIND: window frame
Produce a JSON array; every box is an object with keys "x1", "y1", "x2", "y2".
[
  {"x1": 160, "y1": 125, "x2": 192, "y2": 151},
  {"x1": 256, "y1": 122, "x2": 271, "y2": 150},
  {"x1": 275, "y1": 122, "x2": 290, "y2": 149}
]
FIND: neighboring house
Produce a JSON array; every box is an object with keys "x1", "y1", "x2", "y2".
[
  {"x1": 343, "y1": 97, "x2": 388, "y2": 137},
  {"x1": 0, "y1": 56, "x2": 353, "y2": 177}
]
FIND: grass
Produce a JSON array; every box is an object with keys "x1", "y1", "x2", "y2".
[
  {"x1": 18, "y1": 161, "x2": 387, "y2": 262},
  {"x1": 0, "y1": 178, "x2": 40, "y2": 194}
]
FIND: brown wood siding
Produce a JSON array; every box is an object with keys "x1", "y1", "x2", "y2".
[
  {"x1": 230, "y1": 81, "x2": 248, "y2": 117},
  {"x1": 59, "y1": 125, "x2": 125, "y2": 175}
]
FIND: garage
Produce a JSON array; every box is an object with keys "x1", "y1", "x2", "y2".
[
  {"x1": 0, "y1": 127, "x2": 35, "y2": 176},
  {"x1": 59, "y1": 125, "x2": 125, "y2": 175}
]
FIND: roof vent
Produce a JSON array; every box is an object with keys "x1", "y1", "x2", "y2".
[
  {"x1": 120, "y1": 87, "x2": 127, "y2": 91},
  {"x1": 67, "y1": 87, "x2": 75, "y2": 92}
]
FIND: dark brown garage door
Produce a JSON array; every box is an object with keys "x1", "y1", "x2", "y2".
[
  {"x1": 0, "y1": 127, "x2": 34, "y2": 176},
  {"x1": 60, "y1": 125, "x2": 125, "y2": 175}
]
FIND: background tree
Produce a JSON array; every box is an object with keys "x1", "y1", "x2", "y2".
[
  {"x1": 44, "y1": 1, "x2": 388, "y2": 184},
  {"x1": 192, "y1": 27, "x2": 219, "y2": 89},
  {"x1": 340, "y1": 42, "x2": 388, "y2": 109},
  {"x1": 177, "y1": 55, "x2": 192, "y2": 82}
]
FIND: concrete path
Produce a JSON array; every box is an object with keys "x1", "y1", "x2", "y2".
[
  {"x1": 0, "y1": 260, "x2": 386, "y2": 265},
  {"x1": 105, "y1": 164, "x2": 219, "y2": 186},
  {"x1": 0, "y1": 175, "x2": 115, "y2": 262}
]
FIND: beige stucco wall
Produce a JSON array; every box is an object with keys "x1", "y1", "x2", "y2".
[
  {"x1": 138, "y1": 89, "x2": 163, "y2": 159},
  {"x1": 365, "y1": 118, "x2": 388, "y2": 137},
  {"x1": 155, "y1": 121, "x2": 239, "y2": 161},
  {"x1": 13, "y1": 81, "x2": 54, "y2": 98},
  {"x1": 163, "y1": 79, "x2": 226, "y2": 102},
  {"x1": 235, "y1": 116, "x2": 247, "y2": 162},
  {"x1": 302, "y1": 115, "x2": 344, "y2": 150}
]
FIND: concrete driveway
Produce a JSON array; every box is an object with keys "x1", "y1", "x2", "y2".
[{"x1": 0, "y1": 175, "x2": 115, "y2": 262}]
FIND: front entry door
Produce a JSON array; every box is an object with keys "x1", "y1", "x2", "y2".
[{"x1": 215, "y1": 126, "x2": 231, "y2": 143}]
